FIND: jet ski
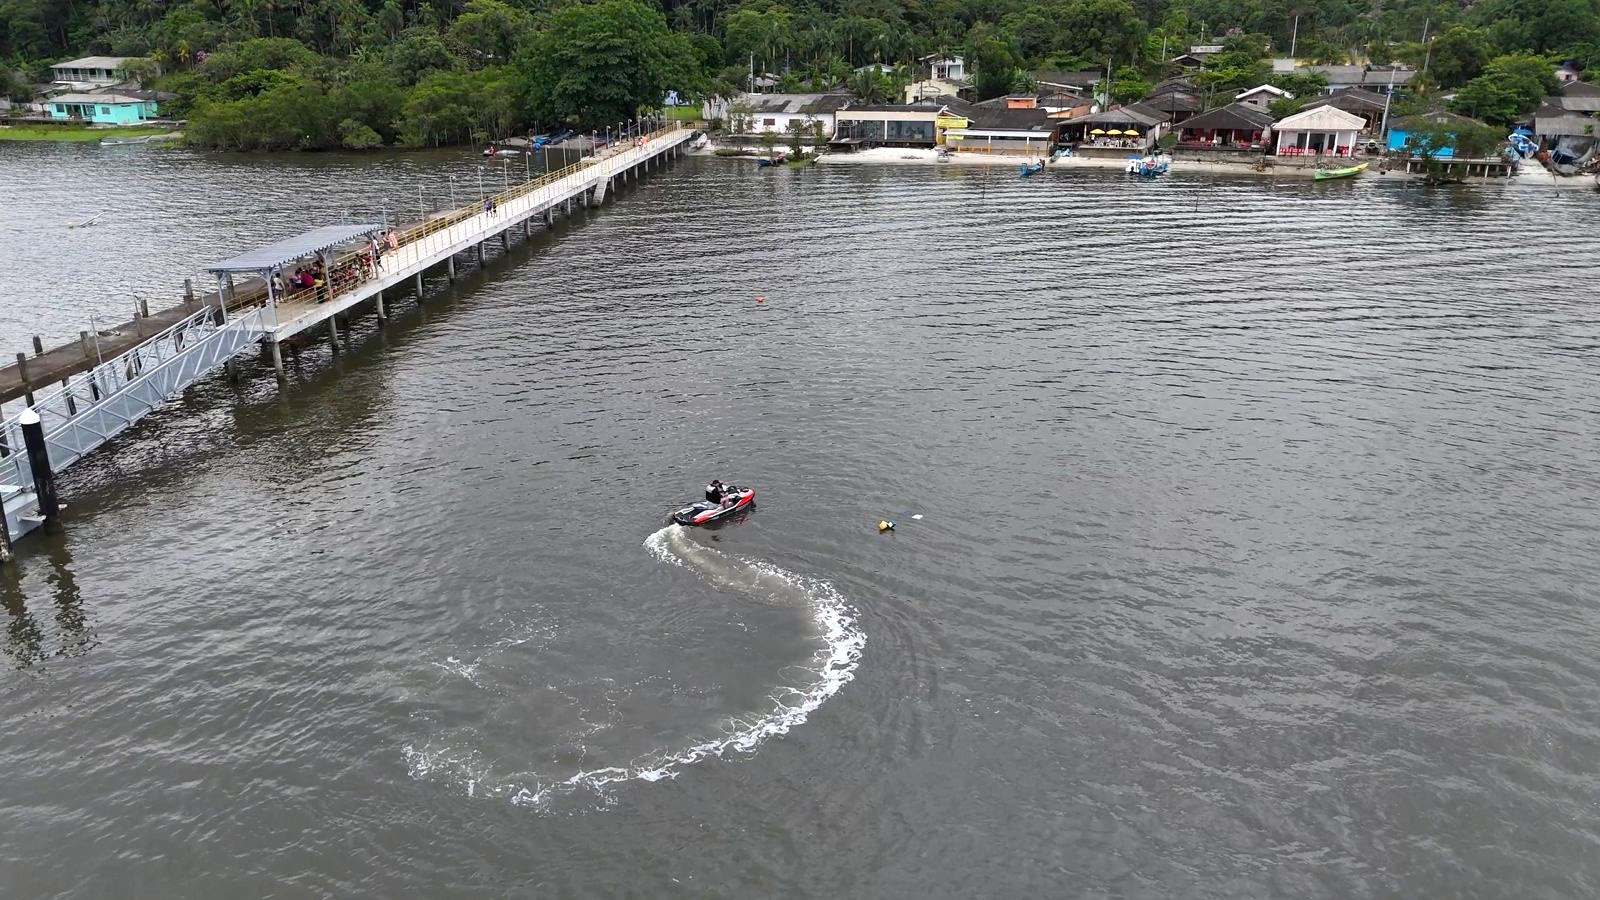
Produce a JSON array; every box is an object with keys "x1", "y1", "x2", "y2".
[{"x1": 671, "y1": 486, "x2": 755, "y2": 526}]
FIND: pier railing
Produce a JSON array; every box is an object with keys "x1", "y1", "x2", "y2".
[
  {"x1": 213, "y1": 124, "x2": 688, "y2": 319},
  {"x1": 0, "y1": 305, "x2": 270, "y2": 488}
]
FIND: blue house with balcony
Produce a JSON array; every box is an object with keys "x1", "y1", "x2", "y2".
[{"x1": 48, "y1": 92, "x2": 160, "y2": 125}]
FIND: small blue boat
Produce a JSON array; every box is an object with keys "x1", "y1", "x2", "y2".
[{"x1": 1019, "y1": 160, "x2": 1045, "y2": 178}]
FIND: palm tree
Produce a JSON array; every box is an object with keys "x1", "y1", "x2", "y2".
[{"x1": 850, "y1": 69, "x2": 885, "y2": 103}]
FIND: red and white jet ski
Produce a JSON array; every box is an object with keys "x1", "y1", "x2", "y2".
[{"x1": 671, "y1": 486, "x2": 755, "y2": 526}]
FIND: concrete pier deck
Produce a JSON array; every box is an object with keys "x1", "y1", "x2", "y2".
[{"x1": 0, "y1": 123, "x2": 692, "y2": 405}]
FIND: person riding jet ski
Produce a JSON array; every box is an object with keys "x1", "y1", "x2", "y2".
[{"x1": 706, "y1": 479, "x2": 726, "y2": 504}]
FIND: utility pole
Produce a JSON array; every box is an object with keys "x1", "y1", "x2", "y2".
[
  {"x1": 1378, "y1": 66, "x2": 1398, "y2": 139},
  {"x1": 1290, "y1": 15, "x2": 1299, "y2": 58}
]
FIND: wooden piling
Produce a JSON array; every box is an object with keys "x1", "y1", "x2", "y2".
[{"x1": 14, "y1": 353, "x2": 33, "y2": 406}]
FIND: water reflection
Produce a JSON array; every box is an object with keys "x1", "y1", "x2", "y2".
[{"x1": 0, "y1": 538, "x2": 94, "y2": 667}]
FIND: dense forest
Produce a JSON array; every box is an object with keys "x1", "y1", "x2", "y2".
[{"x1": 1, "y1": 0, "x2": 1594, "y2": 148}]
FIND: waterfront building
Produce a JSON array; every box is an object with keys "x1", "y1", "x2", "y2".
[
  {"x1": 1174, "y1": 103, "x2": 1276, "y2": 149},
  {"x1": 710, "y1": 92, "x2": 849, "y2": 136},
  {"x1": 1272, "y1": 105, "x2": 1365, "y2": 156},
  {"x1": 47, "y1": 92, "x2": 160, "y2": 125},
  {"x1": 1297, "y1": 88, "x2": 1388, "y2": 132},
  {"x1": 1385, "y1": 111, "x2": 1492, "y2": 157},
  {"x1": 830, "y1": 105, "x2": 942, "y2": 149},
  {"x1": 1057, "y1": 105, "x2": 1164, "y2": 147},
  {"x1": 49, "y1": 56, "x2": 135, "y2": 89},
  {"x1": 942, "y1": 106, "x2": 1058, "y2": 155}
]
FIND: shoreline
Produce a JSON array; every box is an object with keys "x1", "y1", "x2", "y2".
[{"x1": 796, "y1": 144, "x2": 1594, "y2": 188}]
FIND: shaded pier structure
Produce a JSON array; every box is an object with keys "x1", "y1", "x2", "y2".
[{"x1": 0, "y1": 123, "x2": 694, "y2": 553}]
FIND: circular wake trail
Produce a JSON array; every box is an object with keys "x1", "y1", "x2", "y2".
[{"x1": 404, "y1": 525, "x2": 865, "y2": 809}]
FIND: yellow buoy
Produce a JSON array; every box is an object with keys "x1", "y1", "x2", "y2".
[{"x1": 877, "y1": 520, "x2": 895, "y2": 533}]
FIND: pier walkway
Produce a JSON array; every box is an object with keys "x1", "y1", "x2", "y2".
[{"x1": 0, "y1": 123, "x2": 694, "y2": 549}]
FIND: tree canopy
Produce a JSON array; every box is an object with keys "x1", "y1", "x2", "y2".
[{"x1": 1, "y1": 0, "x2": 1587, "y2": 148}]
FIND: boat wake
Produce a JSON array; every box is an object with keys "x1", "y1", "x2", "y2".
[{"x1": 403, "y1": 525, "x2": 864, "y2": 809}]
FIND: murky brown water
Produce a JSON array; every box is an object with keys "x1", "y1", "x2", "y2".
[{"x1": 2, "y1": 143, "x2": 1600, "y2": 898}]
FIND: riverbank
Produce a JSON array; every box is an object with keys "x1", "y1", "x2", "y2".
[{"x1": 0, "y1": 124, "x2": 180, "y2": 143}]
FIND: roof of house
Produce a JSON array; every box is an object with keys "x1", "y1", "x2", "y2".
[
  {"x1": 967, "y1": 106, "x2": 1056, "y2": 131},
  {"x1": 1142, "y1": 89, "x2": 1204, "y2": 113},
  {"x1": 1274, "y1": 105, "x2": 1367, "y2": 130},
  {"x1": 1392, "y1": 111, "x2": 1487, "y2": 130},
  {"x1": 1236, "y1": 84, "x2": 1292, "y2": 100},
  {"x1": 1149, "y1": 77, "x2": 1199, "y2": 95},
  {"x1": 1302, "y1": 87, "x2": 1388, "y2": 112},
  {"x1": 1535, "y1": 107, "x2": 1596, "y2": 135},
  {"x1": 1308, "y1": 65, "x2": 1416, "y2": 87},
  {"x1": 839, "y1": 104, "x2": 940, "y2": 115},
  {"x1": 1178, "y1": 102, "x2": 1276, "y2": 132},
  {"x1": 1033, "y1": 69, "x2": 1101, "y2": 89},
  {"x1": 1548, "y1": 82, "x2": 1600, "y2": 112},
  {"x1": 919, "y1": 53, "x2": 963, "y2": 62},
  {"x1": 742, "y1": 93, "x2": 851, "y2": 115},
  {"x1": 1067, "y1": 105, "x2": 1164, "y2": 128},
  {"x1": 52, "y1": 56, "x2": 133, "y2": 70},
  {"x1": 49, "y1": 92, "x2": 147, "y2": 104},
  {"x1": 1038, "y1": 90, "x2": 1091, "y2": 109}
]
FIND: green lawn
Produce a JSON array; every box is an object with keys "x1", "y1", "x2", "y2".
[
  {"x1": 0, "y1": 124, "x2": 178, "y2": 142},
  {"x1": 665, "y1": 106, "x2": 700, "y2": 122}
]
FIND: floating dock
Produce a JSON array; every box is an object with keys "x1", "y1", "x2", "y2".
[{"x1": 0, "y1": 123, "x2": 695, "y2": 552}]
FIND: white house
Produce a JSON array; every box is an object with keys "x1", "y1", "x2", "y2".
[
  {"x1": 1235, "y1": 84, "x2": 1293, "y2": 110},
  {"x1": 920, "y1": 53, "x2": 965, "y2": 81},
  {"x1": 1272, "y1": 105, "x2": 1366, "y2": 156},
  {"x1": 712, "y1": 92, "x2": 851, "y2": 136},
  {"x1": 50, "y1": 56, "x2": 134, "y2": 88}
]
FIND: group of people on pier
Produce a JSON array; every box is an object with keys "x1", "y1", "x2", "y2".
[{"x1": 270, "y1": 228, "x2": 404, "y2": 306}]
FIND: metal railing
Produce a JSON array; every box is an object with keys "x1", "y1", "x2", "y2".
[
  {"x1": 0, "y1": 123, "x2": 688, "y2": 497},
  {"x1": 0, "y1": 306, "x2": 270, "y2": 488}
]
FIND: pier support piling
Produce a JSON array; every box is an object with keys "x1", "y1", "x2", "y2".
[
  {"x1": 500, "y1": 231, "x2": 509, "y2": 251},
  {"x1": 32, "y1": 336, "x2": 43, "y2": 356},
  {"x1": 184, "y1": 278, "x2": 195, "y2": 305},
  {"x1": 19, "y1": 410, "x2": 62, "y2": 535},
  {"x1": 414, "y1": 272, "x2": 424, "y2": 299},
  {"x1": 544, "y1": 208, "x2": 553, "y2": 226},
  {"x1": 15, "y1": 353, "x2": 33, "y2": 406},
  {"x1": 328, "y1": 316, "x2": 340, "y2": 353},
  {"x1": 268, "y1": 339, "x2": 285, "y2": 382},
  {"x1": 375, "y1": 290, "x2": 387, "y2": 323},
  {"x1": 476, "y1": 242, "x2": 485, "y2": 264},
  {"x1": 447, "y1": 256, "x2": 457, "y2": 280}
]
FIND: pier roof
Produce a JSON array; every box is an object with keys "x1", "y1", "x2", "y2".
[{"x1": 207, "y1": 224, "x2": 385, "y2": 274}]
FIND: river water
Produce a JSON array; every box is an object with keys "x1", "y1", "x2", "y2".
[{"x1": 2, "y1": 142, "x2": 1599, "y2": 898}]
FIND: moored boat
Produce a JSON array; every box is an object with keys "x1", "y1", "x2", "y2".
[
  {"x1": 1314, "y1": 161, "x2": 1369, "y2": 180},
  {"x1": 1124, "y1": 153, "x2": 1171, "y2": 177},
  {"x1": 1019, "y1": 160, "x2": 1044, "y2": 177}
]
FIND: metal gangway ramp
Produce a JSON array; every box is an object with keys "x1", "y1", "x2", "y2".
[{"x1": 1, "y1": 304, "x2": 272, "y2": 541}]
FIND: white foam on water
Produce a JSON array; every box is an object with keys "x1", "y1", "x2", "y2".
[{"x1": 403, "y1": 525, "x2": 865, "y2": 810}]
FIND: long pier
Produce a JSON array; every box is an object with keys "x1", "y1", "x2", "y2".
[{"x1": 0, "y1": 123, "x2": 694, "y2": 553}]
